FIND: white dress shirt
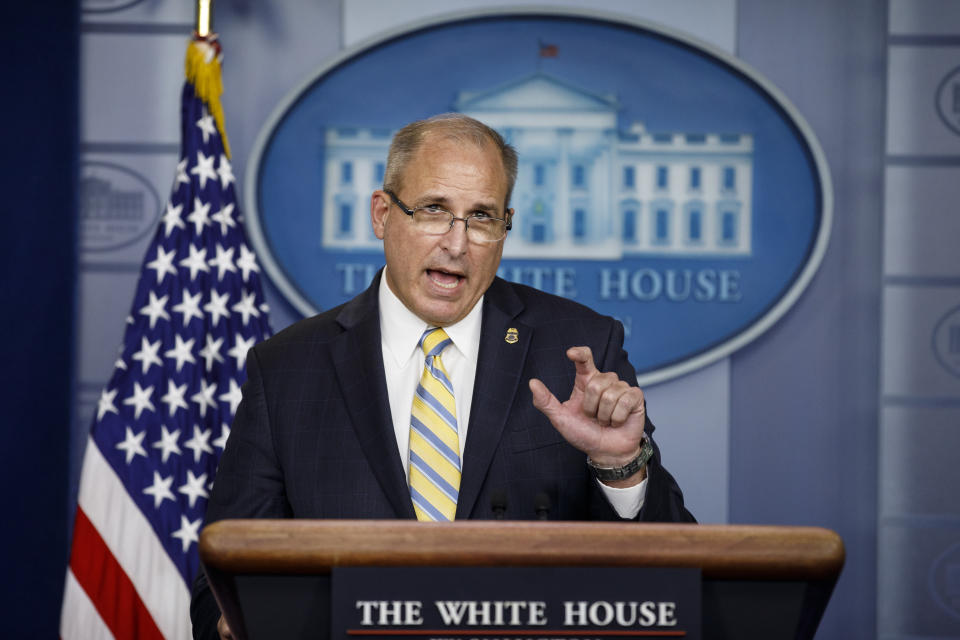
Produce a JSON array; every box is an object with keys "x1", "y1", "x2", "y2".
[{"x1": 377, "y1": 272, "x2": 646, "y2": 519}]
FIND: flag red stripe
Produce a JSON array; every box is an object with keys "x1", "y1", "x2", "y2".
[{"x1": 69, "y1": 507, "x2": 165, "y2": 640}]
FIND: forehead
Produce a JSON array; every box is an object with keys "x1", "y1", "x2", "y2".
[{"x1": 402, "y1": 134, "x2": 508, "y2": 202}]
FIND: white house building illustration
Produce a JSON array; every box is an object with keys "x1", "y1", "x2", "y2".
[{"x1": 321, "y1": 73, "x2": 753, "y2": 259}]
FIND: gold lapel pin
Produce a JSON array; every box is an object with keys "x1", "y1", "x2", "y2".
[{"x1": 505, "y1": 327, "x2": 519, "y2": 344}]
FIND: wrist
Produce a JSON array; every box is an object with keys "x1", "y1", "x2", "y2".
[
  {"x1": 587, "y1": 436, "x2": 652, "y2": 483},
  {"x1": 588, "y1": 445, "x2": 642, "y2": 468}
]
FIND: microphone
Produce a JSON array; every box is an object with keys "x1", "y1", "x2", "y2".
[
  {"x1": 534, "y1": 491, "x2": 551, "y2": 520},
  {"x1": 490, "y1": 489, "x2": 508, "y2": 519}
]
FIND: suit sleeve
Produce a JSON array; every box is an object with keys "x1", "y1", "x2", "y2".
[
  {"x1": 598, "y1": 319, "x2": 696, "y2": 524},
  {"x1": 191, "y1": 347, "x2": 292, "y2": 639}
]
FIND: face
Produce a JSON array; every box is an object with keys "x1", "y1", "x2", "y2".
[{"x1": 371, "y1": 135, "x2": 510, "y2": 327}]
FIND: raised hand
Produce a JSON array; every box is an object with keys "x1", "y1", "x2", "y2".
[{"x1": 529, "y1": 346, "x2": 647, "y2": 483}]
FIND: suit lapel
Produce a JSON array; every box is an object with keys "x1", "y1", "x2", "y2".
[
  {"x1": 457, "y1": 279, "x2": 530, "y2": 519},
  {"x1": 331, "y1": 272, "x2": 416, "y2": 519}
]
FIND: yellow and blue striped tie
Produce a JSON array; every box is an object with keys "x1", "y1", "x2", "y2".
[{"x1": 409, "y1": 327, "x2": 461, "y2": 521}]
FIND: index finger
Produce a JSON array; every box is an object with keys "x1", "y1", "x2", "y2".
[{"x1": 566, "y1": 346, "x2": 598, "y2": 377}]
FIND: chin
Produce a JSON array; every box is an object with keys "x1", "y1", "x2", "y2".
[
  {"x1": 418, "y1": 304, "x2": 467, "y2": 327},
  {"x1": 424, "y1": 313, "x2": 460, "y2": 327}
]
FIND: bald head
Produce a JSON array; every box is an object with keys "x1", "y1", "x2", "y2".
[{"x1": 382, "y1": 113, "x2": 519, "y2": 210}]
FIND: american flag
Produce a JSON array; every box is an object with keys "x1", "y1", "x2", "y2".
[
  {"x1": 538, "y1": 41, "x2": 558, "y2": 58},
  {"x1": 60, "y1": 35, "x2": 271, "y2": 639}
]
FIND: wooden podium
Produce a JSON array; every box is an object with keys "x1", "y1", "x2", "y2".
[{"x1": 199, "y1": 520, "x2": 844, "y2": 640}]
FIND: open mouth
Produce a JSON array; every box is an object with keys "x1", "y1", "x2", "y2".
[{"x1": 426, "y1": 269, "x2": 464, "y2": 290}]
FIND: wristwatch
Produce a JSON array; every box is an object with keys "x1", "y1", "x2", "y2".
[{"x1": 587, "y1": 436, "x2": 653, "y2": 482}]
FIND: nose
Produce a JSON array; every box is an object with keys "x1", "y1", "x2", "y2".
[{"x1": 441, "y1": 217, "x2": 470, "y2": 255}]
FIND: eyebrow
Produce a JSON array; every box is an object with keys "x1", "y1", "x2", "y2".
[{"x1": 414, "y1": 193, "x2": 500, "y2": 215}]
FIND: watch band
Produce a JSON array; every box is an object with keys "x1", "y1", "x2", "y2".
[{"x1": 587, "y1": 436, "x2": 653, "y2": 482}]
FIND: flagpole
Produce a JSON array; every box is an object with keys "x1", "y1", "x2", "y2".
[{"x1": 196, "y1": 0, "x2": 213, "y2": 36}]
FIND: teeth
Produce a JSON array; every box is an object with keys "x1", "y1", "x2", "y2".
[{"x1": 429, "y1": 270, "x2": 461, "y2": 289}]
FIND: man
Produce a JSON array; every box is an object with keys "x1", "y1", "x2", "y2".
[{"x1": 191, "y1": 114, "x2": 693, "y2": 639}]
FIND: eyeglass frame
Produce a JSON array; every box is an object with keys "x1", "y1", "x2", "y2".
[{"x1": 383, "y1": 189, "x2": 512, "y2": 242}]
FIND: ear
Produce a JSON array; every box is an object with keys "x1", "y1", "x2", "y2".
[{"x1": 371, "y1": 190, "x2": 390, "y2": 240}]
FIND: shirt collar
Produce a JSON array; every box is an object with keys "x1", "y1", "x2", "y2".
[{"x1": 378, "y1": 267, "x2": 484, "y2": 367}]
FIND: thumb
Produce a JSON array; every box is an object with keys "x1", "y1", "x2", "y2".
[{"x1": 529, "y1": 378, "x2": 562, "y2": 420}]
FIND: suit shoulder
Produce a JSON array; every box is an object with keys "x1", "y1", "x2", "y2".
[
  {"x1": 249, "y1": 302, "x2": 351, "y2": 365},
  {"x1": 497, "y1": 278, "x2": 618, "y2": 327}
]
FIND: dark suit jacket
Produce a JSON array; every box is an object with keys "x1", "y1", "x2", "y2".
[{"x1": 190, "y1": 274, "x2": 693, "y2": 638}]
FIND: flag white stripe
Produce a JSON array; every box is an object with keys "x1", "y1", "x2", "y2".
[
  {"x1": 60, "y1": 568, "x2": 114, "y2": 640},
  {"x1": 77, "y1": 436, "x2": 192, "y2": 640}
]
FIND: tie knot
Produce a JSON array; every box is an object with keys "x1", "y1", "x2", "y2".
[{"x1": 420, "y1": 327, "x2": 452, "y2": 358}]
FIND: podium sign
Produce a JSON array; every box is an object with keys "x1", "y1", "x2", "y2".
[
  {"x1": 199, "y1": 520, "x2": 845, "y2": 640},
  {"x1": 332, "y1": 567, "x2": 701, "y2": 640}
]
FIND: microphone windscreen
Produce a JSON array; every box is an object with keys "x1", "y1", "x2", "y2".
[
  {"x1": 490, "y1": 489, "x2": 508, "y2": 509},
  {"x1": 534, "y1": 491, "x2": 551, "y2": 519}
]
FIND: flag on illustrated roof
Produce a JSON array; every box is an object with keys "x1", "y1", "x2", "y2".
[
  {"x1": 538, "y1": 41, "x2": 558, "y2": 57},
  {"x1": 60, "y1": 33, "x2": 272, "y2": 640}
]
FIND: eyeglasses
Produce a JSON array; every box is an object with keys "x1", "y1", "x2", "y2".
[{"x1": 384, "y1": 189, "x2": 512, "y2": 244}]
